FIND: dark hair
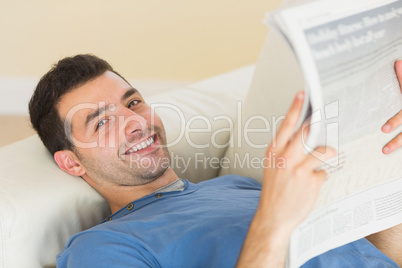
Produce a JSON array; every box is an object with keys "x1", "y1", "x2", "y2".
[{"x1": 29, "y1": 54, "x2": 124, "y2": 155}]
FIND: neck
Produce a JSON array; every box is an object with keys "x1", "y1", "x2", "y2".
[
  {"x1": 366, "y1": 223, "x2": 402, "y2": 266},
  {"x1": 88, "y1": 167, "x2": 179, "y2": 214}
]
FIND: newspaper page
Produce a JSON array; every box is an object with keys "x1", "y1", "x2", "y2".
[{"x1": 265, "y1": 0, "x2": 402, "y2": 266}]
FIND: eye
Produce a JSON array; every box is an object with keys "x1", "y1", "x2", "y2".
[
  {"x1": 128, "y1": 100, "x2": 140, "y2": 108},
  {"x1": 96, "y1": 119, "x2": 108, "y2": 130}
]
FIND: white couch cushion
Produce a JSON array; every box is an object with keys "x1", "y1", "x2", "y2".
[
  {"x1": 0, "y1": 66, "x2": 252, "y2": 268},
  {"x1": 0, "y1": 136, "x2": 110, "y2": 268},
  {"x1": 153, "y1": 66, "x2": 254, "y2": 183}
]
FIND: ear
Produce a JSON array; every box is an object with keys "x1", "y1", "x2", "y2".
[{"x1": 54, "y1": 150, "x2": 86, "y2": 177}]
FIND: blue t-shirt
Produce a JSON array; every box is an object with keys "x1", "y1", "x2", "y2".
[
  {"x1": 302, "y1": 238, "x2": 399, "y2": 267},
  {"x1": 57, "y1": 175, "x2": 261, "y2": 267},
  {"x1": 57, "y1": 175, "x2": 397, "y2": 267}
]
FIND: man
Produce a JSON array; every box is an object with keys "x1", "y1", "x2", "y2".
[{"x1": 29, "y1": 54, "x2": 401, "y2": 267}]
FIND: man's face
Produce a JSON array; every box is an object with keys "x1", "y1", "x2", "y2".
[{"x1": 57, "y1": 71, "x2": 170, "y2": 186}]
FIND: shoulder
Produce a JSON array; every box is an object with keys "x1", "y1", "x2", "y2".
[
  {"x1": 57, "y1": 229, "x2": 159, "y2": 268},
  {"x1": 198, "y1": 174, "x2": 262, "y2": 190},
  {"x1": 302, "y1": 238, "x2": 399, "y2": 268}
]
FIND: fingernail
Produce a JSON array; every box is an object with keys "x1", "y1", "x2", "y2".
[
  {"x1": 382, "y1": 124, "x2": 391, "y2": 132},
  {"x1": 383, "y1": 146, "x2": 390, "y2": 153}
]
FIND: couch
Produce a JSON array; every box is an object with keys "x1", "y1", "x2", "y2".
[{"x1": 0, "y1": 8, "x2": 305, "y2": 266}]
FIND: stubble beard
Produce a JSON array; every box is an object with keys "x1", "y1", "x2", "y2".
[
  {"x1": 127, "y1": 146, "x2": 171, "y2": 186},
  {"x1": 75, "y1": 125, "x2": 172, "y2": 187},
  {"x1": 124, "y1": 125, "x2": 171, "y2": 185}
]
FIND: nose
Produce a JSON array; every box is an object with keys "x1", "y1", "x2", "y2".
[{"x1": 121, "y1": 109, "x2": 149, "y2": 140}]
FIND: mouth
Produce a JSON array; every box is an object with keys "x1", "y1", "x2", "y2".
[{"x1": 124, "y1": 134, "x2": 158, "y2": 155}]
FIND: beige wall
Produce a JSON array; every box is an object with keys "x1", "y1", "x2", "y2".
[
  {"x1": 0, "y1": 0, "x2": 280, "y2": 81},
  {"x1": 0, "y1": 1, "x2": 281, "y2": 147}
]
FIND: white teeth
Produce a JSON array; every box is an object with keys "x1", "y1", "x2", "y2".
[{"x1": 127, "y1": 136, "x2": 155, "y2": 154}]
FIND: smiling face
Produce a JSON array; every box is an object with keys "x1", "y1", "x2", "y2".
[{"x1": 57, "y1": 71, "x2": 171, "y2": 187}]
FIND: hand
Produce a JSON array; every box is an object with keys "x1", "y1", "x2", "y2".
[
  {"x1": 236, "y1": 92, "x2": 336, "y2": 268},
  {"x1": 259, "y1": 91, "x2": 336, "y2": 234},
  {"x1": 382, "y1": 60, "x2": 402, "y2": 154}
]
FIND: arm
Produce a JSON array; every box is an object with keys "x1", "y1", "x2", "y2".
[
  {"x1": 366, "y1": 223, "x2": 402, "y2": 267},
  {"x1": 381, "y1": 60, "x2": 402, "y2": 154},
  {"x1": 236, "y1": 92, "x2": 336, "y2": 268}
]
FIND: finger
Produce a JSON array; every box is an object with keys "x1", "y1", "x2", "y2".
[
  {"x1": 301, "y1": 146, "x2": 337, "y2": 171},
  {"x1": 274, "y1": 91, "x2": 305, "y2": 149},
  {"x1": 313, "y1": 169, "x2": 329, "y2": 185},
  {"x1": 395, "y1": 60, "x2": 402, "y2": 91},
  {"x1": 283, "y1": 120, "x2": 311, "y2": 162},
  {"x1": 383, "y1": 132, "x2": 402, "y2": 154},
  {"x1": 382, "y1": 110, "x2": 402, "y2": 133}
]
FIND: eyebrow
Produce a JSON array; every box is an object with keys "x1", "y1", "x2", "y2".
[
  {"x1": 84, "y1": 88, "x2": 139, "y2": 129},
  {"x1": 121, "y1": 88, "x2": 138, "y2": 102},
  {"x1": 85, "y1": 105, "x2": 107, "y2": 129}
]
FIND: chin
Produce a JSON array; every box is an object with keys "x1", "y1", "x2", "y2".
[
  {"x1": 148, "y1": 165, "x2": 170, "y2": 181},
  {"x1": 134, "y1": 163, "x2": 170, "y2": 186}
]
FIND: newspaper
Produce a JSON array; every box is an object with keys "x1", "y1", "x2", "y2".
[{"x1": 265, "y1": 0, "x2": 402, "y2": 267}]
